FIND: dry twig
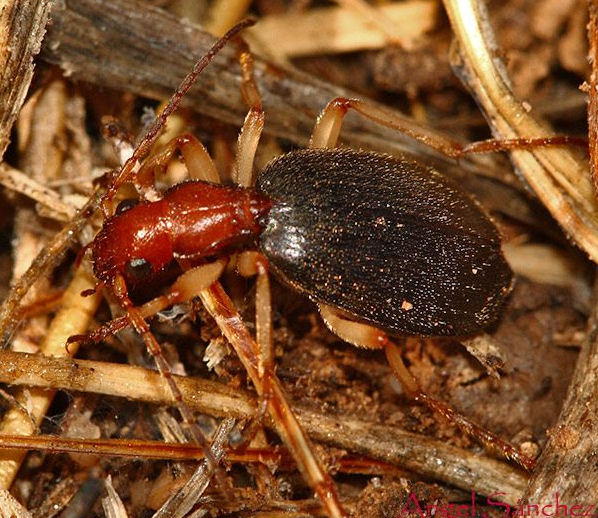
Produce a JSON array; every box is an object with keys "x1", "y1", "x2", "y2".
[
  {"x1": 0, "y1": 349, "x2": 527, "y2": 503},
  {"x1": 0, "y1": 0, "x2": 53, "y2": 158},
  {"x1": 40, "y1": 0, "x2": 508, "y2": 184}
]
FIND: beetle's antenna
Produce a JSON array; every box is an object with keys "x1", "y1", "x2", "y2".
[{"x1": 102, "y1": 18, "x2": 256, "y2": 214}]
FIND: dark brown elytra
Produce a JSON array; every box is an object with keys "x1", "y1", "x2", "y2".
[
  {"x1": 92, "y1": 148, "x2": 513, "y2": 337},
  {"x1": 258, "y1": 148, "x2": 513, "y2": 336}
]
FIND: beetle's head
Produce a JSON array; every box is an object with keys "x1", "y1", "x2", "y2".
[{"x1": 91, "y1": 199, "x2": 174, "y2": 287}]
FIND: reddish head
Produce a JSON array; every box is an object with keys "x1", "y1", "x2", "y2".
[{"x1": 91, "y1": 181, "x2": 273, "y2": 287}]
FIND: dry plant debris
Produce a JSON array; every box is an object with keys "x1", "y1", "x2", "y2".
[{"x1": 0, "y1": 0, "x2": 593, "y2": 517}]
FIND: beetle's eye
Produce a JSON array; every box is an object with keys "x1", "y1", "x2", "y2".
[
  {"x1": 125, "y1": 258, "x2": 152, "y2": 281},
  {"x1": 115, "y1": 198, "x2": 139, "y2": 215}
]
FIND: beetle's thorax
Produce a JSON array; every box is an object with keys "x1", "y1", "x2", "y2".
[{"x1": 165, "y1": 181, "x2": 272, "y2": 259}]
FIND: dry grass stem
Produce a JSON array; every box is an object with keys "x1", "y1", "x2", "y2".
[
  {"x1": 503, "y1": 243, "x2": 591, "y2": 292},
  {"x1": 0, "y1": 349, "x2": 255, "y2": 418},
  {"x1": 443, "y1": 0, "x2": 598, "y2": 262},
  {"x1": 0, "y1": 348, "x2": 527, "y2": 502},
  {"x1": 0, "y1": 434, "x2": 281, "y2": 464},
  {"x1": 102, "y1": 476, "x2": 128, "y2": 518},
  {"x1": 0, "y1": 268, "x2": 100, "y2": 489},
  {"x1": 0, "y1": 164, "x2": 77, "y2": 221}
]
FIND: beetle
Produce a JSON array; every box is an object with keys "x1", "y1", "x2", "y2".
[
  {"x1": 78, "y1": 23, "x2": 537, "y2": 504},
  {"x1": 92, "y1": 147, "x2": 512, "y2": 337},
  {"x1": 85, "y1": 136, "x2": 532, "y2": 518}
]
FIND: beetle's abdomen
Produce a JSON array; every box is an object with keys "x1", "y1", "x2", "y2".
[{"x1": 257, "y1": 149, "x2": 513, "y2": 336}]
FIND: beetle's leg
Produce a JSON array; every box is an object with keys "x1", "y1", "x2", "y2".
[
  {"x1": 310, "y1": 97, "x2": 472, "y2": 153},
  {"x1": 382, "y1": 338, "x2": 537, "y2": 471},
  {"x1": 137, "y1": 133, "x2": 220, "y2": 186},
  {"x1": 309, "y1": 97, "x2": 586, "y2": 156},
  {"x1": 236, "y1": 250, "x2": 307, "y2": 492},
  {"x1": 109, "y1": 272, "x2": 231, "y2": 492},
  {"x1": 110, "y1": 273, "x2": 210, "y2": 441},
  {"x1": 229, "y1": 250, "x2": 282, "y2": 495},
  {"x1": 235, "y1": 249, "x2": 350, "y2": 517},
  {"x1": 200, "y1": 283, "x2": 348, "y2": 518},
  {"x1": 233, "y1": 42, "x2": 265, "y2": 188},
  {"x1": 69, "y1": 260, "x2": 227, "y2": 346},
  {"x1": 102, "y1": 20, "x2": 255, "y2": 208},
  {"x1": 236, "y1": 251, "x2": 278, "y2": 433},
  {"x1": 318, "y1": 304, "x2": 536, "y2": 472},
  {"x1": 236, "y1": 251, "x2": 273, "y2": 384},
  {"x1": 460, "y1": 136, "x2": 587, "y2": 155}
]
